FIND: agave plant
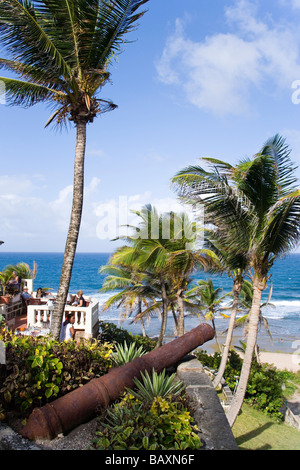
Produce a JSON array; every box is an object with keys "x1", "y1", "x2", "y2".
[
  {"x1": 112, "y1": 341, "x2": 146, "y2": 367},
  {"x1": 128, "y1": 368, "x2": 185, "y2": 403}
]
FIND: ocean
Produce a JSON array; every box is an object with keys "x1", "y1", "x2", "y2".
[{"x1": 0, "y1": 251, "x2": 299, "y2": 353}]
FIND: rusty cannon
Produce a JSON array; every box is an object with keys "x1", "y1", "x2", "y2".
[{"x1": 20, "y1": 323, "x2": 214, "y2": 441}]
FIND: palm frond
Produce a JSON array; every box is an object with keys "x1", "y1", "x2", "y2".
[
  {"x1": 263, "y1": 193, "x2": 300, "y2": 256},
  {"x1": 0, "y1": 0, "x2": 72, "y2": 78},
  {"x1": 0, "y1": 58, "x2": 66, "y2": 90},
  {"x1": 87, "y1": 0, "x2": 149, "y2": 70},
  {"x1": 0, "y1": 76, "x2": 60, "y2": 106}
]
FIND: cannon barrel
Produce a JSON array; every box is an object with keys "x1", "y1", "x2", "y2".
[{"x1": 20, "y1": 323, "x2": 214, "y2": 441}]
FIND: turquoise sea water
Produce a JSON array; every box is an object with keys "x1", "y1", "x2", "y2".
[{"x1": 0, "y1": 251, "x2": 299, "y2": 353}]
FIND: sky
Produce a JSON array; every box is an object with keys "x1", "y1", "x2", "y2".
[{"x1": 1, "y1": 0, "x2": 300, "y2": 252}]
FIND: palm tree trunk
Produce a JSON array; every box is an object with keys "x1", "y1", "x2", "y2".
[
  {"x1": 211, "y1": 316, "x2": 222, "y2": 352},
  {"x1": 226, "y1": 276, "x2": 265, "y2": 428},
  {"x1": 176, "y1": 289, "x2": 185, "y2": 337},
  {"x1": 213, "y1": 278, "x2": 242, "y2": 388},
  {"x1": 138, "y1": 298, "x2": 146, "y2": 337},
  {"x1": 155, "y1": 274, "x2": 168, "y2": 348},
  {"x1": 51, "y1": 120, "x2": 87, "y2": 340},
  {"x1": 171, "y1": 303, "x2": 179, "y2": 334}
]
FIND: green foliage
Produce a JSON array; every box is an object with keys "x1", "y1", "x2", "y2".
[
  {"x1": 98, "y1": 321, "x2": 157, "y2": 352},
  {"x1": 245, "y1": 362, "x2": 284, "y2": 419},
  {"x1": 129, "y1": 368, "x2": 185, "y2": 403},
  {"x1": 93, "y1": 394, "x2": 202, "y2": 451},
  {"x1": 194, "y1": 348, "x2": 285, "y2": 418},
  {"x1": 93, "y1": 368, "x2": 196, "y2": 450},
  {"x1": 112, "y1": 341, "x2": 146, "y2": 366},
  {"x1": 0, "y1": 328, "x2": 113, "y2": 415}
]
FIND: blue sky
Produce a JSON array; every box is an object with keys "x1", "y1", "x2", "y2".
[{"x1": 1, "y1": 0, "x2": 300, "y2": 252}]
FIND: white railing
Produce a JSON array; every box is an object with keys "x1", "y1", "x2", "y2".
[{"x1": 26, "y1": 297, "x2": 99, "y2": 338}]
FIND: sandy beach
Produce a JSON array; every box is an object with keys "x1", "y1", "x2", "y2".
[
  {"x1": 259, "y1": 351, "x2": 300, "y2": 373},
  {"x1": 197, "y1": 331, "x2": 300, "y2": 373}
]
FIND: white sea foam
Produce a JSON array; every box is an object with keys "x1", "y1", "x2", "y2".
[{"x1": 271, "y1": 300, "x2": 300, "y2": 307}]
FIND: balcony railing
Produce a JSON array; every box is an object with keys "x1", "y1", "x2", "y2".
[{"x1": 26, "y1": 296, "x2": 99, "y2": 339}]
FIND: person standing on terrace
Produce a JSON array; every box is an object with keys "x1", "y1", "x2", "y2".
[{"x1": 60, "y1": 313, "x2": 75, "y2": 342}]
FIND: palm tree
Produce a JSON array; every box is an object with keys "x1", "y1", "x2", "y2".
[
  {"x1": 173, "y1": 134, "x2": 300, "y2": 426},
  {"x1": 0, "y1": 0, "x2": 149, "y2": 340},
  {"x1": 107, "y1": 208, "x2": 172, "y2": 347},
  {"x1": 186, "y1": 278, "x2": 231, "y2": 351},
  {"x1": 129, "y1": 205, "x2": 210, "y2": 340},
  {"x1": 173, "y1": 164, "x2": 250, "y2": 388},
  {"x1": 232, "y1": 279, "x2": 274, "y2": 357},
  {"x1": 110, "y1": 204, "x2": 209, "y2": 345},
  {"x1": 99, "y1": 253, "x2": 159, "y2": 336}
]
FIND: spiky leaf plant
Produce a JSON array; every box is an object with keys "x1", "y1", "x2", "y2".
[
  {"x1": 112, "y1": 341, "x2": 146, "y2": 366},
  {"x1": 128, "y1": 368, "x2": 185, "y2": 403}
]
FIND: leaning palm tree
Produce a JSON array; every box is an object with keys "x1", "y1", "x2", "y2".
[
  {"x1": 0, "y1": 0, "x2": 149, "y2": 339},
  {"x1": 173, "y1": 134, "x2": 300, "y2": 427},
  {"x1": 173, "y1": 163, "x2": 250, "y2": 388},
  {"x1": 206, "y1": 239, "x2": 248, "y2": 389},
  {"x1": 234, "y1": 279, "x2": 274, "y2": 342}
]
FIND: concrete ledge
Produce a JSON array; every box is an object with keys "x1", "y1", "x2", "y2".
[
  {"x1": 177, "y1": 358, "x2": 238, "y2": 450},
  {"x1": 0, "y1": 423, "x2": 41, "y2": 450}
]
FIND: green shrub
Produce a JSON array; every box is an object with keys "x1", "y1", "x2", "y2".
[
  {"x1": 194, "y1": 348, "x2": 285, "y2": 418},
  {"x1": 98, "y1": 321, "x2": 156, "y2": 352},
  {"x1": 93, "y1": 367, "x2": 200, "y2": 451},
  {"x1": 245, "y1": 363, "x2": 284, "y2": 419},
  {"x1": 0, "y1": 327, "x2": 113, "y2": 415},
  {"x1": 93, "y1": 394, "x2": 202, "y2": 451}
]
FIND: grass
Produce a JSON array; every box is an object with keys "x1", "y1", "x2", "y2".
[{"x1": 232, "y1": 404, "x2": 300, "y2": 450}]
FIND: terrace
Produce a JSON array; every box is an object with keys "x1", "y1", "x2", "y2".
[
  {"x1": 26, "y1": 297, "x2": 99, "y2": 339},
  {"x1": 0, "y1": 279, "x2": 100, "y2": 340}
]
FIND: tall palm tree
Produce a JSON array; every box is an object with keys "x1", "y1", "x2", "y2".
[
  {"x1": 173, "y1": 134, "x2": 300, "y2": 426},
  {"x1": 0, "y1": 0, "x2": 149, "y2": 340},
  {"x1": 173, "y1": 162, "x2": 250, "y2": 387},
  {"x1": 234, "y1": 279, "x2": 274, "y2": 342}
]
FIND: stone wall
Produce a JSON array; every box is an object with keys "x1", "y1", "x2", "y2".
[{"x1": 176, "y1": 357, "x2": 238, "y2": 450}]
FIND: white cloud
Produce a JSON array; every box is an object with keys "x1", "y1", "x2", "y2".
[
  {"x1": 0, "y1": 176, "x2": 203, "y2": 251},
  {"x1": 156, "y1": 0, "x2": 300, "y2": 116},
  {"x1": 86, "y1": 148, "x2": 107, "y2": 158},
  {"x1": 0, "y1": 175, "x2": 103, "y2": 250},
  {"x1": 284, "y1": 0, "x2": 300, "y2": 9}
]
